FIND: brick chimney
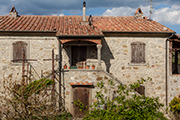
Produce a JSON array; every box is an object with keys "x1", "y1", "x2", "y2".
[
  {"x1": 134, "y1": 8, "x2": 143, "y2": 19},
  {"x1": 9, "y1": 6, "x2": 18, "y2": 18}
]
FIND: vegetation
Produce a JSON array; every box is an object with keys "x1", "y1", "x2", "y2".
[
  {"x1": 0, "y1": 77, "x2": 72, "y2": 120},
  {"x1": 169, "y1": 97, "x2": 180, "y2": 120},
  {"x1": 81, "y1": 77, "x2": 167, "y2": 120},
  {"x1": 0, "y1": 75, "x2": 168, "y2": 120}
]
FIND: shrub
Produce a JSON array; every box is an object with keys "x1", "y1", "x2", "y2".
[
  {"x1": 83, "y1": 77, "x2": 167, "y2": 120},
  {"x1": 169, "y1": 97, "x2": 180, "y2": 120},
  {"x1": 0, "y1": 77, "x2": 71, "y2": 120}
]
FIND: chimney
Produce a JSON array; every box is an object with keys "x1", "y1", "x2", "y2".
[
  {"x1": 134, "y1": 8, "x2": 143, "y2": 19},
  {"x1": 83, "y1": 1, "x2": 86, "y2": 21},
  {"x1": 9, "y1": 6, "x2": 18, "y2": 18}
]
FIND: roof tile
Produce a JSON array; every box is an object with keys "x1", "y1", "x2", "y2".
[{"x1": 0, "y1": 15, "x2": 175, "y2": 36}]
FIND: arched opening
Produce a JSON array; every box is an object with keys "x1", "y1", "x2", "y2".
[{"x1": 61, "y1": 40, "x2": 101, "y2": 69}]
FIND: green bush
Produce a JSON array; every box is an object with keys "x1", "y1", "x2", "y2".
[
  {"x1": 169, "y1": 97, "x2": 180, "y2": 114},
  {"x1": 169, "y1": 97, "x2": 180, "y2": 120},
  {"x1": 83, "y1": 77, "x2": 167, "y2": 120}
]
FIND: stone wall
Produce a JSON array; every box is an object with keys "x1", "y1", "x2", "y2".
[
  {"x1": 0, "y1": 35, "x2": 180, "y2": 114},
  {"x1": 0, "y1": 36, "x2": 59, "y2": 98},
  {"x1": 169, "y1": 75, "x2": 180, "y2": 101},
  {"x1": 61, "y1": 69, "x2": 124, "y2": 115},
  {"x1": 60, "y1": 36, "x2": 180, "y2": 107},
  {"x1": 100, "y1": 36, "x2": 167, "y2": 103}
]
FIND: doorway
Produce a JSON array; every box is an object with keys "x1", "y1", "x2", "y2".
[
  {"x1": 71, "y1": 46, "x2": 87, "y2": 67},
  {"x1": 73, "y1": 87, "x2": 89, "y2": 118}
]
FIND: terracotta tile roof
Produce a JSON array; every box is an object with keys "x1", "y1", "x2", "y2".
[
  {"x1": 70, "y1": 81, "x2": 93, "y2": 85},
  {"x1": 176, "y1": 34, "x2": 180, "y2": 39},
  {"x1": 0, "y1": 15, "x2": 175, "y2": 36}
]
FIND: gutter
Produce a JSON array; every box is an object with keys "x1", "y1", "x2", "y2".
[{"x1": 165, "y1": 33, "x2": 175, "y2": 109}]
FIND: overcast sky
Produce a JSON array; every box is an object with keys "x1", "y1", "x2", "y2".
[{"x1": 0, "y1": 0, "x2": 179, "y2": 34}]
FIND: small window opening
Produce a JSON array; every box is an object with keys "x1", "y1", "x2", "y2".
[{"x1": 135, "y1": 85, "x2": 145, "y2": 96}]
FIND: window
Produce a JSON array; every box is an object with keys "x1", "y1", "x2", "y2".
[
  {"x1": 131, "y1": 42, "x2": 146, "y2": 63},
  {"x1": 12, "y1": 41, "x2": 27, "y2": 62},
  {"x1": 135, "y1": 85, "x2": 145, "y2": 96},
  {"x1": 172, "y1": 50, "x2": 180, "y2": 74}
]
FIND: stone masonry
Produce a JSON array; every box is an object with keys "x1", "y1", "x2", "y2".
[{"x1": 0, "y1": 35, "x2": 180, "y2": 114}]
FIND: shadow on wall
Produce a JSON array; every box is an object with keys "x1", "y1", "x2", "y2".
[{"x1": 101, "y1": 38, "x2": 114, "y2": 72}]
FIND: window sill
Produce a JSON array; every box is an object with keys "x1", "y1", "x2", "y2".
[
  {"x1": 128, "y1": 63, "x2": 149, "y2": 66},
  {"x1": 10, "y1": 62, "x2": 23, "y2": 66},
  {"x1": 171, "y1": 74, "x2": 180, "y2": 76}
]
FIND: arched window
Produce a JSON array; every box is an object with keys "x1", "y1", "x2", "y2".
[
  {"x1": 12, "y1": 41, "x2": 27, "y2": 62},
  {"x1": 131, "y1": 41, "x2": 146, "y2": 63}
]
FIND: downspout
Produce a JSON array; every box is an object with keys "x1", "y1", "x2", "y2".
[
  {"x1": 165, "y1": 33, "x2": 175, "y2": 109},
  {"x1": 57, "y1": 37, "x2": 62, "y2": 110}
]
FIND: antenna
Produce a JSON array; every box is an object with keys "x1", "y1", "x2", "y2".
[{"x1": 147, "y1": 0, "x2": 154, "y2": 19}]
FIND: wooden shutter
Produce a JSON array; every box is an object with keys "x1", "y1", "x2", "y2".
[
  {"x1": 135, "y1": 85, "x2": 145, "y2": 95},
  {"x1": 13, "y1": 41, "x2": 27, "y2": 62},
  {"x1": 131, "y1": 42, "x2": 145, "y2": 63},
  {"x1": 139, "y1": 43, "x2": 145, "y2": 63},
  {"x1": 131, "y1": 42, "x2": 137, "y2": 63}
]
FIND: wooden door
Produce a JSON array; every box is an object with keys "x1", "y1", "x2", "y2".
[
  {"x1": 73, "y1": 87, "x2": 89, "y2": 118},
  {"x1": 71, "y1": 46, "x2": 87, "y2": 66}
]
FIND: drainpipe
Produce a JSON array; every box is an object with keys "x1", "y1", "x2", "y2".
[
  {"x1": 165, "y1": 33, "x2": 175, "y2": 109},
  {"x1": 57, "y1": 37, "x2": 62, "y2": 111}
]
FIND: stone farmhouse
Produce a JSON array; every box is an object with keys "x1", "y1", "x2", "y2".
[{"x1": 0, "y1": 2, "x2": 180, "y2": 117}]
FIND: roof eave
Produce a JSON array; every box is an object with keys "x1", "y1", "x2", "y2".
[
  {"x1": 57, "y1": 35, "x2": 104, "y2": 38},
  {"x1": 0, "y1": 30, "x2": 57, "y2": 36},
  {"x1": 102, "y1": 31, "x2": 176, "y2": 34}
]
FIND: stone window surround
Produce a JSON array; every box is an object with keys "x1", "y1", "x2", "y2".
[
  {"x1": 10, "y1": 40, "x2": 30, "y2": 65},
  {"x1": 128, "y1": 40, "x2": 149, "y2": 66}
]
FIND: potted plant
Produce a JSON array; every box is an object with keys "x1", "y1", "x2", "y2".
[
  {"x1": 86, "y1": 65, "x2": 90, "y2": 69},
  {"x1": 71, "y1": 66, "x2": 77, "y2": 69},
  {"x1": 64, "y1": 64, "x2": 67, "y2": 69},
  {"x1": 78, "y1": 66, "x2": 83, "y2": 69},
  {"x1": 92, "y1": 64, "x2": 95, "y2": 69}
]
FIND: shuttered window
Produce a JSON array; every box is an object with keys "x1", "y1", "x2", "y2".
[
  {"x1": 131, "y1": 42, "x2": 146, "y2": 63},
  {"x1": 12, "y1": 41, "x2": 27, "y2": 62},
  {"x1": 135, "y1": 85, "x2": 145, "y2": 96}
]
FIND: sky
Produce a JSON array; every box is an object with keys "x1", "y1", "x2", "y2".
[{"x1": 0, "y1": 0, "x2": 179, "y2": 34}]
